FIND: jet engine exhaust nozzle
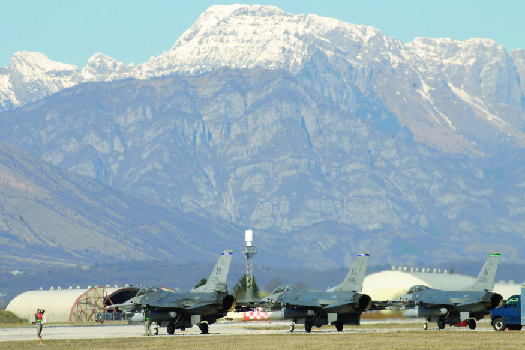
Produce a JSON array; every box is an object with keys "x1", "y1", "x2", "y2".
[
  {"x1": 222, "y1": 295, "x2": 236, "y2": 312},
  {"x1": 355, "y1": 294, "x2": 372, "y2": 312},
  {"x1": 484, "y1": 293, "x2": 503, "y2": 311}
]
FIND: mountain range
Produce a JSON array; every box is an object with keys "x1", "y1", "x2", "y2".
[
  {"x1": 1, "y1": 4, "x2": 524, "y2": 268},
  {"x1": 0, "y1": 141, "x2": 294, "y2": 269},
  {"x1": 2, "y1": 5, "x2": 525, "y2": 157}
]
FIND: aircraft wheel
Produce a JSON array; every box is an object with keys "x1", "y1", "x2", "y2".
[
  {"x1": 153, "y1": 327, "x2": 159, "y2": 335},
  {"x1": 199, "y1": 322, "x2": 209, "y2": 334},
  {"x1": 423, "y1": 323, "x2": 428, "y2": 330},
  {"x1": 167, "y1": 323, "x2": 175, "y2": 335},
  {"x1": 305, "y1": 321, "x2": 312, "y2": 333},
  {"x1": 289, "y1": 323, "x2": 295, "y2": 332},
  {"x1": 493, "y1": 318, "x2": 506, "y2": 331},
  {"x1": 467, "y1": 319, "x2": 476, "y2": 330},
  {"x1": 437, "y1": 319, "x2": 446, "y2": 330},
  {"x1": 335, "y1": 321, "x2": 343, "y2": 332}
]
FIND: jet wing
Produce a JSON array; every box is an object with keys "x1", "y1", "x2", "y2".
[
  {"x1": 381, "y1": 296, "x2": 454, "y2": 309},
  {"x1": 285, "y1": 299, "x2": 322, "y2": 308},
  {"x1": 106, "y1": 304, "x2": 122, "y2": 310},
  {"x1": 416, "y1": 297, "x2": 454, "y2": 307},
  {"x1": 106, "y1": 303, "x2": 120, "y2": 310},
  {"x1": 186, "y1": 302, "x2": 215, "y2": 310},
  {"x1": 106, "y1": 302, "x2": 138, "y2": 312},
  {"x1": 181, "y1": 302, "x2": 228, "y2": 315},
  {"x1": 455, "y1": 300, "x2": 483, "y2": 308},
  {"x1": 372, "y1": 300, "x2": 393, "y2": 308},
  {"x1": 234, "y1": 300, "x2": 259, "y2": 312},
  {"x1": 322, "y1": 301, "x2": 349, "y2": 312}
]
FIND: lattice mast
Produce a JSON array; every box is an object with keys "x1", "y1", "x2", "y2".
[{"x1": 242, "y1": 229, "x2": 257, "y2": 300}]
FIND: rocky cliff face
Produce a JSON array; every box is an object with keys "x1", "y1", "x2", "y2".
[
  {"x1": 1, "y1": 5, "x2": 525, "y2": 266},
  {"x1": 1, "y1": 5, "x2": 524, "y2": 156},
  {"x1": 0, "y1": 141, "x2": 292, "y2": 268},
  {"x1": 1, "y1": 69, "x2": 524, "y2": 265}
]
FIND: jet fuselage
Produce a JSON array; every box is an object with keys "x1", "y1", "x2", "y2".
[{"x1": 261, "y1": 288, "x2": 371, "y2": 327}]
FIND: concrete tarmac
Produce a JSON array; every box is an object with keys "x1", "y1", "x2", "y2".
[{"x1": 0, "y1": 319, "x2": 494, "y2": 342}]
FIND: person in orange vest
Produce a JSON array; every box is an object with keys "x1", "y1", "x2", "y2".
[{"x1": 34, "y1": 309, "x2": 45, "y2": 338}]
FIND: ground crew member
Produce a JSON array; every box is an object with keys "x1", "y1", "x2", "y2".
[
  {"x1": 143, "y1": 306, "x2": 151, "y2": 336},
  {"x1": 34, "y1": 309, "x2": 44, "y2": 338}
]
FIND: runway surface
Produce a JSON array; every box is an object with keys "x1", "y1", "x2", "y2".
[{"x1": 0, "y1": 319, "x2": 495, "y2": 342}]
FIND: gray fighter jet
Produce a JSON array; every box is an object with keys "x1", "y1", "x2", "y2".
[
  {"x1": 389, "y1": 253, "x2": 503, "y2": 330},
  {"x1": 107, "y1": 250, "x2": 236, "y2": 334},
  {"x1": 260, "y1": 253, "x2": 372, "y2": 333}
]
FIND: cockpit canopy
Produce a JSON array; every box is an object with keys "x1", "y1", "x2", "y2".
[
  {"x1": 137, "y1": 287, "x2": 159, "y2": 296},
  {"x1": 407, "y1": 285, "x2": 429, "y2": 294},
  {"x1": 271, "y1": 285, "x2": 295, "y2": 294}
]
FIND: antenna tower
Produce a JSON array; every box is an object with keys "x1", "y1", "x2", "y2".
[{"x1": 242, "y1": 229, "x2": 257, "y2": 299}]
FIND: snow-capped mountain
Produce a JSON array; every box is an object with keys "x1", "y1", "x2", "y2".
[
  {"x1": 0, "y1": 52, "x2": 81, "y2": 109},
  {"x1": 3, "y1": 5, "x2": 525, "y2": 265},
  {"x1": 81, "y1": 52, "x2": 136, "y2": 82},
  {"x1": 1, "y1": 4, "x2": 525, "y2": 156}
]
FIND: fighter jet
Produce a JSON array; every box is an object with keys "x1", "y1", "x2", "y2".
[
  {"x1": 260, "y1": 253, "x2": 372, "y2": 333},
  {"x1": 107, "y1": 250, "x2": 236, "y2": 334},
  {"x1": 388, "y1": 253, "x2": 503, "y2": 330}
]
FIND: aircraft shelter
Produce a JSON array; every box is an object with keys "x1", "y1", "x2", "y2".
[
  {"x1": 363, "y1": 270, "x2": 520, "y2": 301},
  {"x1": 6, "y1": 286, "x2": 139, "y2": 322}
]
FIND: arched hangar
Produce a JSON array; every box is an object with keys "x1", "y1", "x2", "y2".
[
  {"x1": 6, "y1": 286, "x2": 139, "y2": 322},
  {"x1": 363, "y1": 271, "x2": 520, "y2": 301}
]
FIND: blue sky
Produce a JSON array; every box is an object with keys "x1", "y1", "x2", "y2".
[{"x1": 1, "y1": 0, "x2": 523, "y2": 68}]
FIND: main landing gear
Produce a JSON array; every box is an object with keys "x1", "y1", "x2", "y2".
[
  {"x1": 198, "y1": 322, "x2": 209, "y2": 334},
  {"x1": 304, "y1": 321, "x2": 313, "y2": 333},
  {"x1": 167, "y1": 323, "x2": 175, "y2": 335},
  {"x1": 467, "y1": 319, "x2": 476, "y2": 330},
  {"x1": 437, "y1": 318, "x2": 446, "y2": 330}
]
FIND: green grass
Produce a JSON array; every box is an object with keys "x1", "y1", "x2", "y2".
[{"x1": 0, "y1": 310, "x2": 23, "y2": 324}]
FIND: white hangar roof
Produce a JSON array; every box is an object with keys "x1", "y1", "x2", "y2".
[{"x1": 7, "y1": 286, "x2": 138, "y2": 322}]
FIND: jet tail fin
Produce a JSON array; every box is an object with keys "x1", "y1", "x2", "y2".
[
  {"x1": 460, "y1": 253, "x2": 500, "y2": 292},
  {"x1": 192, "y1": 250, "x2": 233, "y2": 293},
  {"x1": 329, "y1": 253, "x2": 369, "y2": 292}
]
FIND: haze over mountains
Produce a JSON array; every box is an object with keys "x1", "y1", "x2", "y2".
[
  {"x1": 0, "y1": 142, "x2": 291, "y2": 268},
  {"x1": 1, "y1": 5, "x2": 524, "y2": 268}
]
